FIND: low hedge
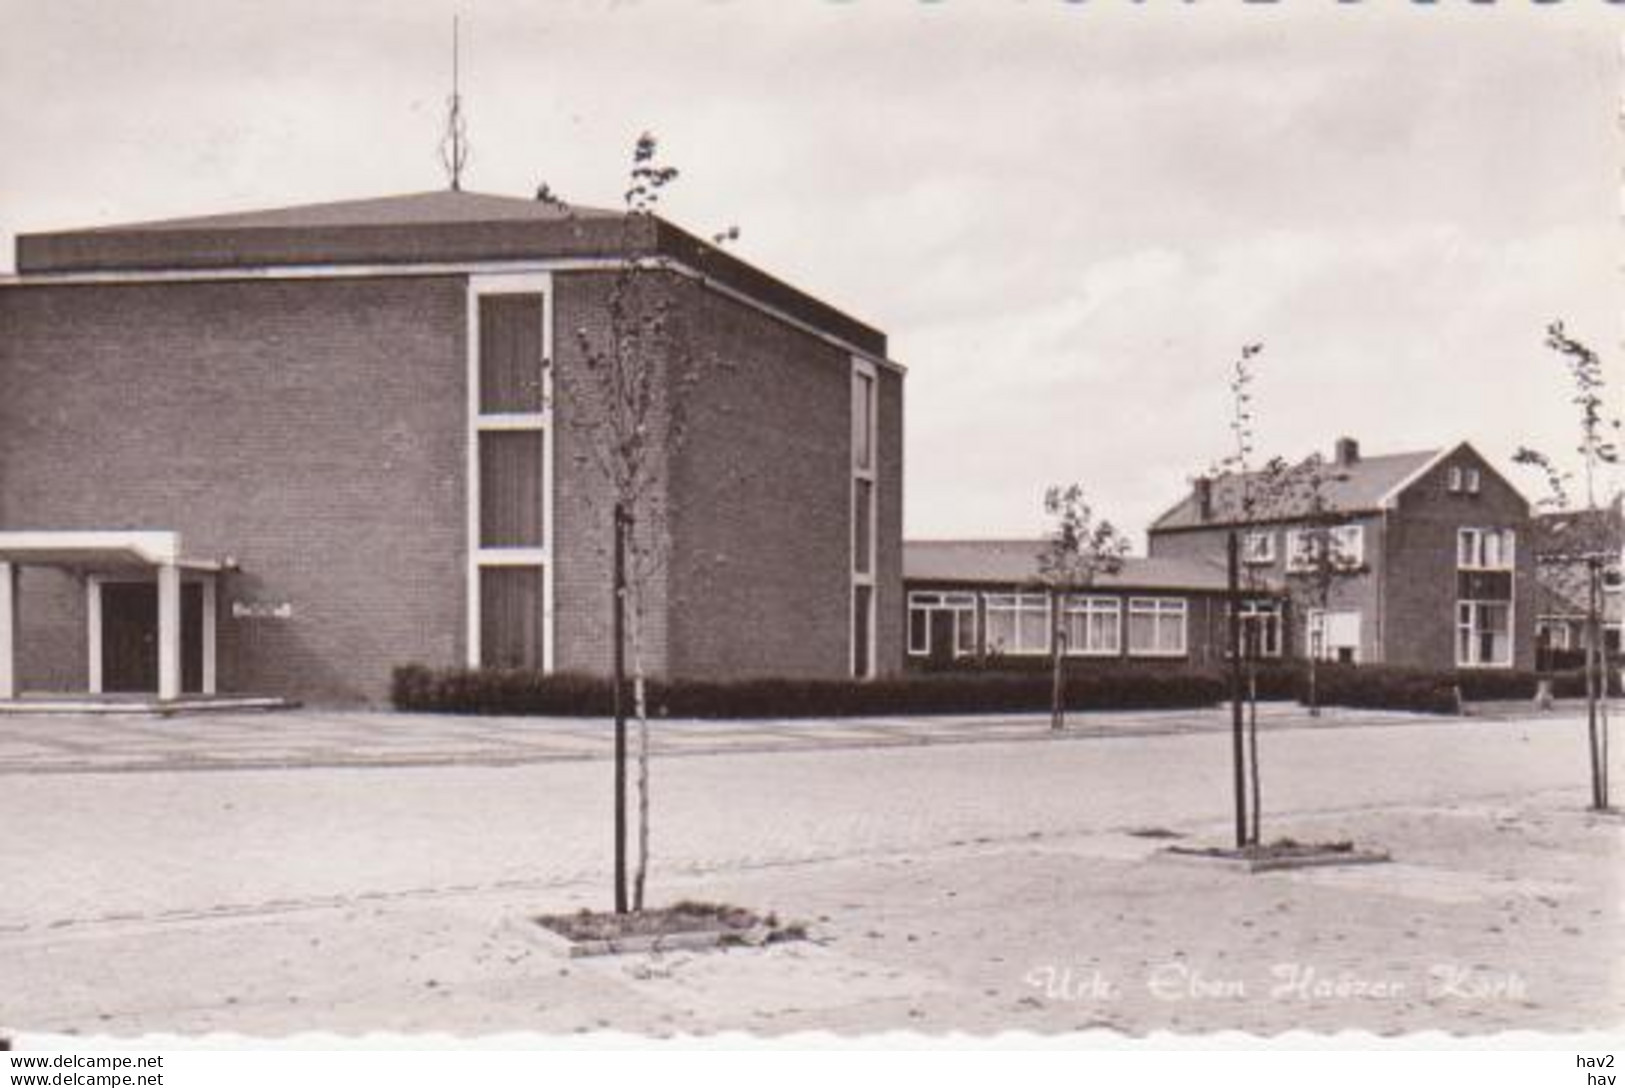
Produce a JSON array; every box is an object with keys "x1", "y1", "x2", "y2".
[
  {"x1": 391, "y1": 663, "x2": 1228, "y2": 718},
  {"x1": 1288, "y1": 663, "x2": 1620, "y2": 714}
]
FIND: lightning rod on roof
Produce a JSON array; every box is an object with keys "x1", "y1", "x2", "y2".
[{"x1": 440, "y1": 15, "x2": 470, "y2": 191}]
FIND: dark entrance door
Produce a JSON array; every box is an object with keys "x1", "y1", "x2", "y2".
[
  {"x1": 928, "y1": 611, "x2": 956, "y2": 667},
  {"x1": 101, "y1": 582, "x2": 204, "y2": 693}
]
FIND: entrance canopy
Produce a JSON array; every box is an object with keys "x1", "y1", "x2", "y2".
[
  {"x1": 0, "y1": 530, "x2": 221, "y2": 574},
  {"x1": 0, "y1": 530, "x2": 223, "y2": 702}
]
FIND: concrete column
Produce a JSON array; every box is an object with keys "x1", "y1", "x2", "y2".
[
  {"x1": 86, "y1": 578, "x2": 103, "y2": 695},
  {"x1": 0, "y1": 562, "x2": 16, "y2": 701},
  {"x1": 157, "y1": 562, "x2": 181, "y2": 701},
  {"x1": 201, "y1": 575, "x2": 217, "y2": 696}
]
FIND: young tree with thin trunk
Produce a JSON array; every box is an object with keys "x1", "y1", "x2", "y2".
[
  {"x1": 1203, "y1": 345, "x2": 1358, "y2": 845},
  {"x1": 1036, "y1": 485, "x2": 1128, "y2": 731},
  {"x1": 568, "y1": 132, "x2": 714, "y2": 912},
  {"x1": 1514, "y1": 320, "x2": 1621, "y2": 812}
]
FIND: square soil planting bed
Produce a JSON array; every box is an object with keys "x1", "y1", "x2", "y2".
[
  {"x1": 533, "y1": 900, "x2": 809, "y2": 958},
  {"x1": 1163, "y1": 837, "x2": 1392, "y2": 874}
]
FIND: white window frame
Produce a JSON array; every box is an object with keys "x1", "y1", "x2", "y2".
[
  {"x1": 983, "y1": 592, "x2": 1051, "y2": 656},
  {"x1": 1234, "y1": 599, "x2": 1284, "y2": 659},
  {"x1": 1457, "y1": 527, "x2": 1516, "y2": 572},
  {"x1": 1305, "y1": 608, "x2": 1362, "y2": 663},
  {"x1": 1466, "y1": 468, "x2": 1482, "y2": 494},
  {"x1": 907, "y1": 591, "x2": 977, "y2": 658},
  {"x1": 1286, "y1": 524, "x2": 1364, "y2": 571},
  {"x1": 1537, "y1": 619, "x2": 1572, "y2": 652},
  {"x1": 1447, "y1": 466, "x2": 1463, "y2": 493},
  {"x1": 1457, "y1": 599, "x2": 1513, "y2": 669},
  {"x1": 1242, "y1": 531, "x2": 1275, "y2": 565},
  {"x1": 1061, "y1": 594, "x2": 1121, "y2": 657},
  {"x1": 851, "y1": 358, "x2": 878, "y2": 678},
  {"x1": 1127, "y1": 597, "x2": 1187, "y2": 658},
  {"x1": 466, "y1": 273, "x2": 554, "y2": 671}
]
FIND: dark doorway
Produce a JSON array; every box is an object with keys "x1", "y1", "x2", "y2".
[
  {"x1": 101, "y1": 582, "x2": 204, "y2": 693},
  {"x1": 928, "y1": 611, "x2": 956, "y2": 667}
]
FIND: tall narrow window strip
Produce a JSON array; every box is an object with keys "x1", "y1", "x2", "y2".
[
  {"x1": 479, "y1": 430, "x2": 545, "y2": 547},
  {"x1": 478, "y1": 294, "x2": 546, "y2": 414}
]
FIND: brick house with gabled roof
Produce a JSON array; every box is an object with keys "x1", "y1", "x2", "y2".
[
  {"x1": 1147, "y1": 437, "x2": 1536, "y2": 670},
  {"x1": 0, "y1": 190, "x2": 903, "y2": 705},
  {"x1": 1530, "y1": 501, "x2": 1623, "y2": 664}
]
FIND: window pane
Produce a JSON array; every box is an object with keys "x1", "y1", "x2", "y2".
[
  {"x1": 955, "y1": 609, "x2": 977, "y2": 655},
  {"x1": 908, "y1": 606, "x2": 928, "y2": 655},
  {"x1": 853, "y1": 585, "x2": 873, "y2": 678},
  {"x1": 480, "y1": 430, "x2": 545, "y2": 547},
  {"x1": 479, "y1": 294, "x2": 546, "y2": 414},
  {"x1": 853, "y1": 478, "x2": 873, "y2": 575},
  {"x1": 853, "y1": 371, "x2": 874, "y2": 471},
  {"x1": 481, "y1": 566, "x2": 542, "y2": 668}
]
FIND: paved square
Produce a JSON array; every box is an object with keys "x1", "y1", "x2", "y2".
[{"x1": 0, "y1": 705, "x2": 1619, "y2": 1037}]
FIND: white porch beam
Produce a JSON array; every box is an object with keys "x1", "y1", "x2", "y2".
[
  {"x1": 0, "y1": 562, "x2": 16, "y2": 700},
  {"x1": 157, "y1": 562, "x2": 181, "y2": 701}
]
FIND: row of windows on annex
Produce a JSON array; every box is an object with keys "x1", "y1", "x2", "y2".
[{"x1": 907, "y1": 592, "x2": 1285, "y2": 661}]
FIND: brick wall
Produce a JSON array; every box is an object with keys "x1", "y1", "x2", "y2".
[
  {"x1": 1, "y1": 267, "x2": 899, "y2": 701},
  {"x1": 548, "y1": 271, "x2": 672, "y2": 678},
  {"x1": 1385, "y1": 447, "x2": 1535, "y2": 670},
  {"x1": 659, "y1": 273, "x2": 905, "y2": 679},
  {"x1": 0, "y1": 277, "x2": 469, "y2": 704}
]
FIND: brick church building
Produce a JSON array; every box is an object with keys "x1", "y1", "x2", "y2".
[{"x1": 0, "y1": 190, "x2": 903, "y2": 704}]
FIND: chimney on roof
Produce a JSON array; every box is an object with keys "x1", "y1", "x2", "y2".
[
  {"x1": 1194, "y1": 477, "x2": 1213, "y2": 522},
  {"x1": 1335, "y1": 436, "x2": 1360, "y2": 467}
]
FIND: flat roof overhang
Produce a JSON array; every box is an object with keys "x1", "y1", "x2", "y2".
[{"x1": 0, "y1": 530, "x2": 221, "y2": 573}]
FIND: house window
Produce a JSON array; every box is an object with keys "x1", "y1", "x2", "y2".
[
  {"x1": 907, "y1": 592, "x2": 977, "y2": 658},
  {"x1": 1286, "y1": 525, "x2": 1363, "y2": 571},
  {"x1": 1458, "y1": 601, "x2": 1511, "y2": 668},
  {"x1": 851, "y1": 360, "x2": 879, "y2": 678},
  {"x1": 1537, "y1": 620, "x2": 1572, "y2": 652},
  {"x1": 1447, "y1": 466, "x2": 1463, "y2": 493},
  {"x1": 1458, "y1": 528, "x2": 1515, "y2": 571},
  {"x1": 984, "y1": 593, "x2": 1051, "y2": 656},
  {"x1": 1127, "y1": 597, "x2": 1186, "y2": 657},
  {"x1": 1306, "y1": 609, "x2": 1361, "y2": 663},
  {"x1": 469, "y1": 280, "x2": 552, "y2": 671},
  {"x1": 1235, "y1": 599, "x2": 1283, "y2": 658},
  {"x1": 1466, "y1": 468, "x2": 1481, "y2": 494},
  {"x1": 1062, "y1": 595, "x2": 1121, "y2": 656},
  {"x1": 1242, "y1": 532, "x2": 1275, "y2": 565}
]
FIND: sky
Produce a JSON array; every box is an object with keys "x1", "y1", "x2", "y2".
[{"x1": 1, "y1": 1, "x2": 1619, "y2": 547}]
